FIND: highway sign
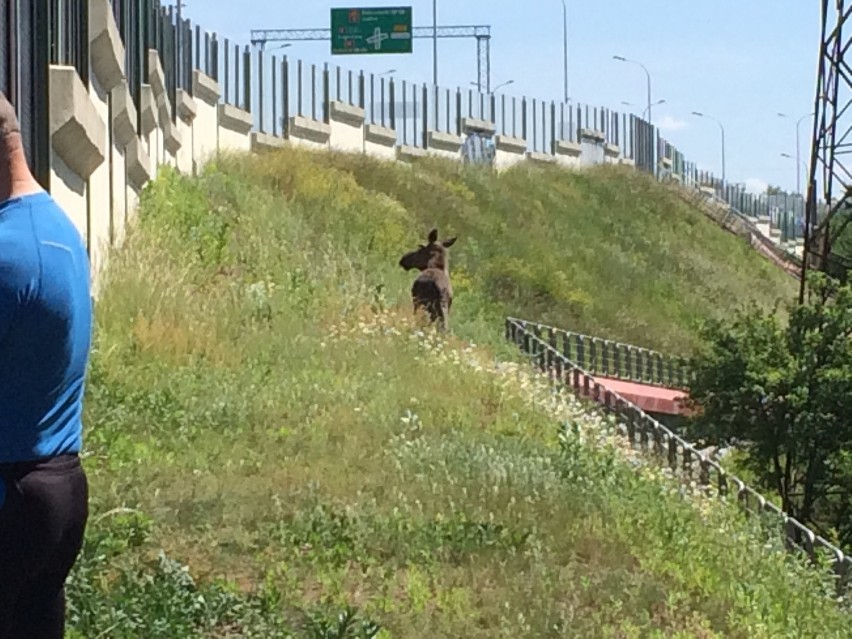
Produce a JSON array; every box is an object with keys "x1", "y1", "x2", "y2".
[{"x1": 331, "y1": 7, "x2": 413, "y2": 55}]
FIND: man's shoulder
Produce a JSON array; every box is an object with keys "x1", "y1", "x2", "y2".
[{"x1": 0, "y1": 192, "x2": 86, "y2": 284}]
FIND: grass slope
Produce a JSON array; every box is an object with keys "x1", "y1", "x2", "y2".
[
  {"x1": 65, "y1": 151, "x2": 844, "y2": 638},
  {"x1": 252, "y1": 149, "x2": 795, "y2": 353}
]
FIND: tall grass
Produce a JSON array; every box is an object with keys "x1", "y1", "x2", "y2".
[{"x1": 65, "y1": 151, "x2": 845, "y2": 638}]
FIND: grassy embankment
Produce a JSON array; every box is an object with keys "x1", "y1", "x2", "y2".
[{"x1": 65, "y1": 149, "x2": 845, "y2": 638}]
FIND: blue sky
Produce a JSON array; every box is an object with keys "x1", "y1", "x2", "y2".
[{"x1": 185, "y1": 0, "x2": 819, "y2": 194}]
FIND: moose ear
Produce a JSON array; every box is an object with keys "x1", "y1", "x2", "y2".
[
  {"x1": 427, "y1": 228, "x2": 439, "y2": 244},
  {"x1": 442, "y1": 237, "x2": 457, "y2": 248}
]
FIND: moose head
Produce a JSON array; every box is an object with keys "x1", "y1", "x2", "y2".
[{"x1": 398, "y1": 228, "x2": 457, "y2": 273}]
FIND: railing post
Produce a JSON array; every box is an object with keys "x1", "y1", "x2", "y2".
[
  {"x1": 668, "y1": 437, "x2": 678, "y2": 471},
  {"x1": 242, "y1": 45, "x2": 251, "y2": 113},
  {"x1": 612, "y1": 342, "x2": 620, "y2": 379},
  {"x1": 323, "y1": 63, "x2": 330, "y2": 124},
  {"x1": 589, "y1": 339, "x2": 597, "y2": 376},
  {"x1": 625, "y1": 346, "x2": 634, "y2": 381},
  {"x1": 282, "y1": 57, "x2": 290, "y2": 138},
  {"x1": 257, "y1": 49, "x2": 264, "y2": 132},
  {"x1": 422, "y1": 83, "x2": 428, "y2": 149}
]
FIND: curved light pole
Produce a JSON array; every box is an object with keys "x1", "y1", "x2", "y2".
[
  {"x1": 621, "y1": 99, "x2": 665, "y2": 120},
  {"x1": 777, "y1": 111, "x2": 814, "y2": 195},
  {"x1": 692, "y1": 110, "x2": 726, "y2": 184},
  {"x1": 469, "y1": 79, "x2": 514, "y2": 94},
  {"x1": 613, "y1": 55, "x2": 652, "y2": 123},
  {"x1": 560, "y1": 0, "x2": 568, "y2": 103},
  {"x1": 781, "y1": 152, "x2": 809, "y2": 186}
]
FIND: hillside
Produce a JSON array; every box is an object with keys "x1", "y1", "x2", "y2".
[
  {"x1": 65, "y1": 151, "x2": 846, "y2": 638},
  {"x1": 248, "y1": 149, "x2": 795, "y2": 354}
]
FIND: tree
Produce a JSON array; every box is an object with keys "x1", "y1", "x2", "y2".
[
  {"x1": 685, "y1": 273, "x2": 852, "y2": 543},
  {"x1": 825, "y1": 208, "x2": 852, "y2": 283}
]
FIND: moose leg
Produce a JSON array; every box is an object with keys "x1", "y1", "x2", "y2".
[{"x1": 438, "y1": 302, "x2": 449, "y2": 332}]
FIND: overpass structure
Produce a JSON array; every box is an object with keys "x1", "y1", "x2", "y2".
[{"x1": 250, "y1": 25, "x2": 493, "y2": 93}]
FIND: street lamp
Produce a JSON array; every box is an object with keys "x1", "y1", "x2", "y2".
[
  {"x1": 781, "y1": 152, "x2": 808, "y2": 177},
  {"x1": 621, "y1": 99, "x2": 665, "y2": 120},
  {"x1": 471, "y1": 79, "x2": 514, "y2": 94},
  {"x1": 378, "y1": 69, "x2": 397, "y2": 76},
  {"x1": 613, "y1": 55, "x2": 652, "y2": 123},
  {"x1": 265, "y1": 43, "x2": 292, "y2": 53},
  {"x1": 692, "y1": 110, "x2": 726, "y2": 184},
  {"x1": 777, "y1": 111, "x2": 814, "y2": 195},
  {"x1": 560, "y1": 0, "x2": 568, "y2": 104}
]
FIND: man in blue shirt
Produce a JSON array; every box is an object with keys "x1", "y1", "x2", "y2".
[{"x1": 0, "y1": 92, "x2": 92, "y2": 637}]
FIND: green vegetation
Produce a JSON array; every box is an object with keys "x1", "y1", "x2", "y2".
[
  {"x1": 277, "y1": 150, "x2": 796, "y2": 353},
  {"x1": 687, "y1": 272, "x2": 852, "y2": 547},
  {"x1": 66, "y1": 150, "x2": 847, "y2": 637}
]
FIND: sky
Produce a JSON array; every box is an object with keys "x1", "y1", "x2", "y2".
[{"x1": 182, "y1": 0, "x2": 820, "y2": 195}]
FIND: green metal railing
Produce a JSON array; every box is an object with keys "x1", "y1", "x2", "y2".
[
  {"x1": 504, "y1": 316, "x2": 852, "y2": 597},
  {"x1": 506, "y1": 318, "x2": 693, "y2": 390}
]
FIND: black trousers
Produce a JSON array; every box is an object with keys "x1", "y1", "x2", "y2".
[{"x1": 0, "y1": 453, "x2": 89, "y2": 638}]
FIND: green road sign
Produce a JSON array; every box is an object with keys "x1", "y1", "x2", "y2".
[{"x1": 331, "y1": 7, "x2": 413, "y2": 55}]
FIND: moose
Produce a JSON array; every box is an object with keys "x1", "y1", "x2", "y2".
[{"x1": 398, "y1": 228, "x2": 458, "y2": 332}]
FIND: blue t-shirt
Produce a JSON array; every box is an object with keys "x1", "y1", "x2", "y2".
[{"x1": 0, "y1": 190, "x2": 92, "y2": 464}]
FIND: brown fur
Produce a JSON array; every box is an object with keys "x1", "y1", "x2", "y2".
[{"x1": 398, "y1": 228, "x2": 458, "y2": 331}]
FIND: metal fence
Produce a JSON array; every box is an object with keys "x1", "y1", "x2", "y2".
[
  {"x1": 512, "y1": 319, "x2": 692, "y2": 390},
  {"x1": 3, "y1": 0, "x2": 816, "y2": 243},
  {"x1": 505, "y1": 317, "x2": 852, "y2": 597},
  {"x1": 1, "y1": 0, "x2": 52, "y2": 188}
]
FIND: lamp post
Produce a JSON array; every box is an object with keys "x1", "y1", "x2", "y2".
[
  {"x1": 613, "y1": 55, "x2": 652, "y2": 123},
  {"x1": 471, "y1": 79, "x2": 514, "y2": 94},
  {"x1": 781, "y1": 152, "x2": 807, "y2": 174},
  {"x1": 621, "y1": 99, "x2": 665, "y2": 120},
  {"x1": 560, "y1": 0, "x2": 568, "y2": 103},
  {"x1": 777, "y1": 111, "x2": 814, "y2": 195},
  {"x1": 692, "y1": 110, "x2": 726, "y2": 185},
  {"x1": 378, "y1": 69, "x2": 397, "y2": 76}
]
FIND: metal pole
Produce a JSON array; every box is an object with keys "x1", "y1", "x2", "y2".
[
  {"x1": 432, "y1": 0, "x2": 438, "y2": 87},
  {"x1": 692, "y1": 111, "x2": 725, "y2": 184},
  {"x1": 176, "y1": 1, "x2": 184, "y2": 85},
  {"x1": 778, "y1": 111, "x2": 814, "y2": 195},
  {"x1": 646, "y1": 69, "x2": 651, "y2": 124},
  {"x1": 795, "y1": 113, "x2": 813, "y2": 195},
  {"x1": 560, "y1": 0, "x2": 568, "y2": 103},
  {"x1": 613, "y1": 56, "x2": 652, "y2": 124}
]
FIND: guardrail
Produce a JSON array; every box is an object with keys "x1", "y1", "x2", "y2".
[
  {"x1": 512, "y1": 320, "x2": 692, "y2": 390},
  {"x1": 681, "y1": 184, "x2": 803, "y2": 280},
  {"x1": 505, "y1": 316, "x2": 852, "y2": 596}
]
